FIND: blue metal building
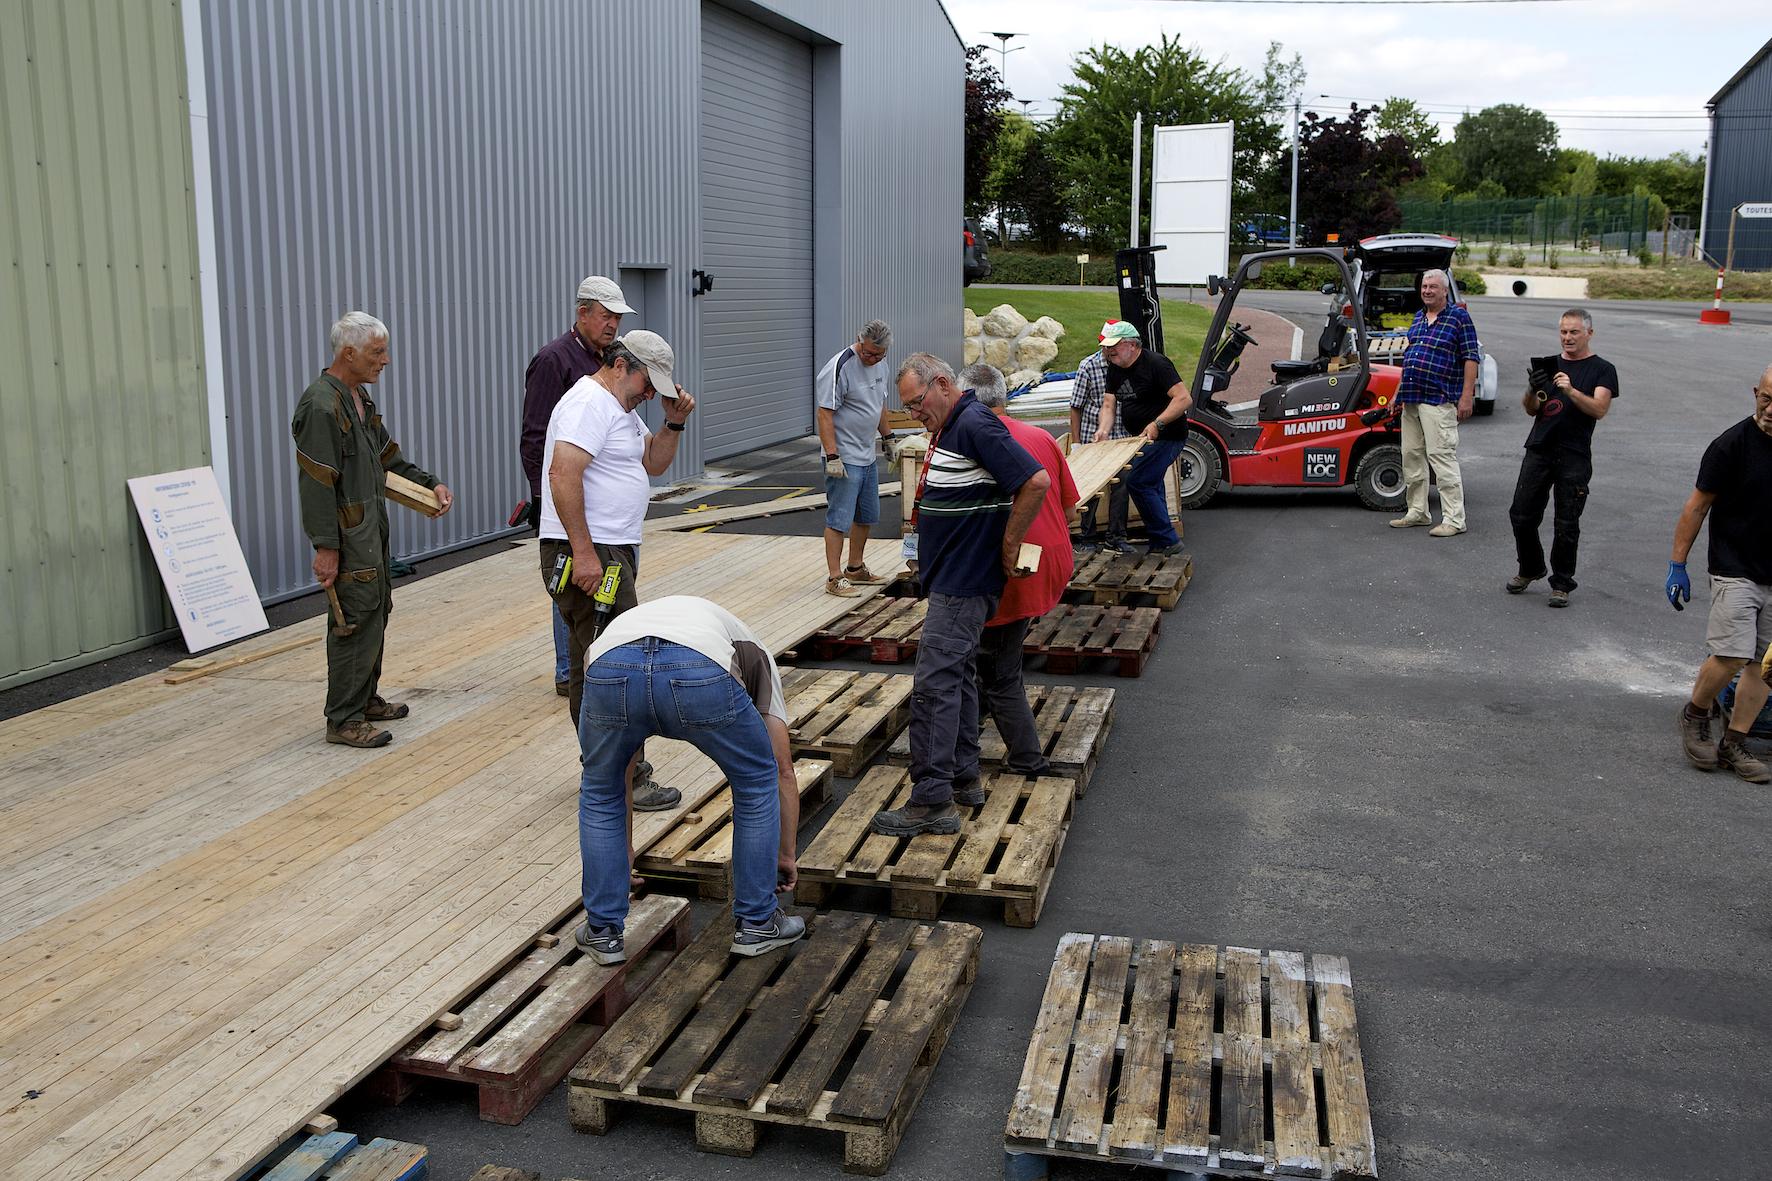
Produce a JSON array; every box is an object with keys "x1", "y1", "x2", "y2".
[{"x1": 1701, "y1": 37, "x2": 1772, "y2": 270}]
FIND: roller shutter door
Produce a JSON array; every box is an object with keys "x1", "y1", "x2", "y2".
[{"x1": 698, "y1": 3, "x2": 814, "y2": 459}]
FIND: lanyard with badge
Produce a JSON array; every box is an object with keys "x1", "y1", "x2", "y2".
[{"x1": 902, "y1": 414, "x2": 950, "y2": 565}]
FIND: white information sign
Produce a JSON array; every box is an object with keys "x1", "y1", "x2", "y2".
[
  {"x1": 127, "y1": 465, "x2": 268, "y2": 652},
  {"x1": 1149, "y1": 121, "x2": 1235, "y2": 285},
  {"x1": 1738, "y1": 202, "x2": 1772, "y2": 218}
]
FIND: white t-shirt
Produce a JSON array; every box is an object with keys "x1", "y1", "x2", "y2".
[
  {"x1": 539, "y1": 376, "x2": 652, "y2": 545},
  {"x1": 584, "y1": 596, "x2": 788, "y2": 724}
]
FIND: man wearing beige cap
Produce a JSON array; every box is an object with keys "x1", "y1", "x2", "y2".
[
  {"x1": 522, "y1": 276, "x2": 632, "y2": 696},
  {"x1": 540, "y1": 330, "x2": 696, "y2": 810}
]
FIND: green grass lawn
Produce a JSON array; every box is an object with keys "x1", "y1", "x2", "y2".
[{"x1": 964, "y1": 287, "x2": 1214, "y2": 373}]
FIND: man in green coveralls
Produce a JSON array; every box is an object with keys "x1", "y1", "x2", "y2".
[{"x1": 293, "y1": 311, "x2": 454, "y2": 748}]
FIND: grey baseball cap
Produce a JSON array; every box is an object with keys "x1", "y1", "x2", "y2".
[
  {"x1": 576, "y1": 275, "x2": 634, "y2": 315},
  {"x1": 617, "y1": 330, "x2": 677, "y2": 399}
]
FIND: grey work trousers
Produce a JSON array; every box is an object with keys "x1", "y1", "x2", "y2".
[
  {"x1": 975, "y1": 617, "x2": 1052, "y2": 775},
  {"x1": 907, "y1": 592, "x2": 996, "y2": 806}
]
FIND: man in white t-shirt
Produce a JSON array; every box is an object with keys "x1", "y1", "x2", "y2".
[
  {"x1": 574, "y1": 596, "x2": 807, "y2": 962},
  {"x1": 815, "y1": 320, "x2": 896, "y2": 596},
  {"x1": 540, "y1": 331, "x2": 696, "y2": 809}
]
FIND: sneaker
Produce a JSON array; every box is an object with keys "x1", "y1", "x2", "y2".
[
  {"x1": 1388, "y1": 515, "x2": 1431, "y2": 528},
  {"x1": 951, "y1": 781, "x2": 986, "y2": 808},
  {"x1": 1547, "y1": 590, "x2": 1570, "y2": 608},
  {"x1": 1148, "y1": 542, "x2": 1188, "y2": 558},
  {"x1": 1505, "y1": 573, "x2": 1541, "y2": 594},
  {"x1": 731, "y1": 907, "x2": 808, "y2": 957},
  {"x1": 1428, "y1": 523, "x2": 1466, "y2": 538},
  {"x1": 844, "y1": 564, "x2": 886, "y2": 585},
  {"x1": 1718, "y1": 735, "x2": 1772, "y2": 784},
  {"x1": 1679, "y1": 701, "x2": 1721, "y2": 771},
  {"x1": 825, "y1": 576, "x2": 860, "y2": 597},
  {"x1": 555, "y1": 679, "x2": 570, "y2": 697},
  {"x1": 575, "y1": 921, "x2": 626, "y2": 965},
  {"x1": 631, "y1": 761, "x2": 682, "y2": 811},
  {"x1": 869, "y1": 802, "x2": 962, "y2": 836},
  {"x1": 1099, "y1": 539, "x2": 1137, "y2": 554},
  {"x1": 363, "y1": 696, "x2": 410, "y2": 721},
  {"x1": 326, "y1": 720, "x2": 392, "y2": 748}
]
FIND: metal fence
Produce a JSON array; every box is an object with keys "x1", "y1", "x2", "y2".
[{"x1": 1399, "y1": 195, "x2": 1661, "y2": 257}]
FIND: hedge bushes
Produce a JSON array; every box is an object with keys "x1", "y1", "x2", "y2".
[{"x1": 984, "y1": 250, "x2": 1118, "y2": 286}]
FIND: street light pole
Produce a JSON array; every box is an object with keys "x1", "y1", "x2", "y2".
[
  {"x1": 985, "y1": 31, "x2": 1024, "y2": 89},
  {"x1": 1288, "y1": 97, "x2": 1300, "y2": 252}
]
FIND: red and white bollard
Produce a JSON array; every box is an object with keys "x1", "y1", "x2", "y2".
[{"x1": 1700, "y1": 270, "x2": 1732, "y2": 324}]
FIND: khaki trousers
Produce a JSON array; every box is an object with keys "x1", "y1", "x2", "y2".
[{"x1": 1401, "y1": 402, "x2": 1465, "y2": 529}]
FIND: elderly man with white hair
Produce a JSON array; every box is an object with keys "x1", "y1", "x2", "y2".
[
  {"x1": 1391, "y1": 268, "x2": 1479, "y2": 537},
  {"x1": 815, "y1": 319, "x2": 898, "y2": 596},
  {"x1": 292, "y1": 311, "x2": 453, "y2": 748}
]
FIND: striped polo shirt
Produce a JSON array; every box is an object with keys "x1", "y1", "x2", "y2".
[{"x1": 916, "y1": 392, "x2": 1041, "y2": 598}]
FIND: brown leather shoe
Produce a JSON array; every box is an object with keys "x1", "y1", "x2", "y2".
[
  {"x1": 364, "y1": 696, "x2": 409, "y2": 721},
  {"x1": 1718, "y1": 734, "x2": 1771, "y2": 784},
  {"x1": 844, "y1": 564, "x2": 886, "y2": 585},
  {"x1": 327, "y1": 720, "x2": 392, "y2": 748}
]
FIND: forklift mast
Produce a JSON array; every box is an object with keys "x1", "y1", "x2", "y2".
[{"x1": 1113, "y1": 244, "x2": 1167, "y2": 355}]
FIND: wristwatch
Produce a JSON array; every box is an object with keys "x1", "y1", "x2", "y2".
[{"x1": 666, "y1": 421, "x2": 685, "y2": 432}]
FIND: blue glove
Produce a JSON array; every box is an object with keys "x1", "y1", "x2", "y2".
[{"x1": 1666, "y1": 561, "x2": 1690, "y2": 611}]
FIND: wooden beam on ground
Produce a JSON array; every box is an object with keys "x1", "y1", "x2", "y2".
[{"x1": 645, "y1": 483, "x2": 902, "y2": 533}]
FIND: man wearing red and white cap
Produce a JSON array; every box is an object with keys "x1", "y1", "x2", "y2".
[{"x1": 1099, "y1": 319, "x2": 1191, "y2": 556}]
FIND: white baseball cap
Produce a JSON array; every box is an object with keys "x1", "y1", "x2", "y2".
[
  {"x1": 617, "y1": 330, "x2": 677, "y2": 399},
  {"x1": 576, "y1": 275, "x2": 634, "y2": 315}
]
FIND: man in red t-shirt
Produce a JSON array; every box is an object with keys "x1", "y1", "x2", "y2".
[{"x1": 960, "y1": 364, "x2": 1079, "y2": 773}]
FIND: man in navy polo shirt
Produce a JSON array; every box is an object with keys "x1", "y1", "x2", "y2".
[{"x1": 871, "y1": 354, "x2": 1050, "y2": 837}]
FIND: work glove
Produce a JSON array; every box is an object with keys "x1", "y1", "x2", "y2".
[
  {"x1": 1761, "y1": 640, "x2": 1772, "y2": 685},
  {"x1": 881, "y1": 436, "x2": 898, "y2": 464},
  {"x1": 1666, "y1": 561, "x2": 1691, "y2": 611},
  {"x1": 824, "y1": 455, "x2": 847, "y2": 480}
]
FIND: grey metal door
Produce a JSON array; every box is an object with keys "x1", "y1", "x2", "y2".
[{"x1": 698, "y1": 3, "x2": 814, "y2": 460}]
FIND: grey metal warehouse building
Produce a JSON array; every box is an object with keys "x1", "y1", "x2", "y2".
[
  {"x1": 2, "y1": 0, "x2": 963, "y2": 687},
  {"x1": 1700, "y1": 36, "x2": 1772, "y2": 270}
]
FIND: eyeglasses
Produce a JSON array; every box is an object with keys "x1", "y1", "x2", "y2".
[{"x1": 902, "y1": 380, "x2": 933, "y2": 412}]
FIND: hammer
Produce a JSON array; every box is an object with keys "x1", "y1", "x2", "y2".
[{"x1": 324, "y1": 585, "x2": 357, "y2": 637}]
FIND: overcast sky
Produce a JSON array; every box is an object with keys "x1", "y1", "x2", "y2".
[{"x1": 943, "y1": 0, "x2": 1765, "y2": 159}]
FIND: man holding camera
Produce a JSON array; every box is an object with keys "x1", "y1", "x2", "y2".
[{"x1": 1505, "y1": 308, "x2": 1618, "y2": 607}]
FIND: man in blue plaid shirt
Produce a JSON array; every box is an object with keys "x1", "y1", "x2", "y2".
[
  {"x1": 1067, "y1": 346, "x2": 1132, "y2": 549},
  {"x1": 1391, "y1": 269, "x2": 1479, "y2": 537}
]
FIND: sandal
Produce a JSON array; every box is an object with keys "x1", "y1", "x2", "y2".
[{"x1": 364, "y1": 697, "x2": 410, "y2": 721}]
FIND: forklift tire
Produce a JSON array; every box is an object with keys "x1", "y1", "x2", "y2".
[
  {"x1": 1473, "y1": 398, "x2": 1495, "y2": 417},
  {"x1": 1177, "y1": 434, "x2": 1223, "y2": 509},
  {"x1": 1353, "y1": 443, "x2": 1406, "y2": 511}
]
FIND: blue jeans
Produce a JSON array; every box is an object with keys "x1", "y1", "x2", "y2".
[
  {"x1": 578, "y1": 640, "x2": 779, "y2": 928},
  {"x1": 552, "y1": 600, "x2": 571, "y2": 682},
  {"x1": 824, "y1": 460, "x2": 880, "y2": 533},
  {"x1": 1126, "y1": 438, "x2": 1184, "y2": 548}
]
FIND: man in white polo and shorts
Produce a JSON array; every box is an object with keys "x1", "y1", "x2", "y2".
[{"x1": 815, "y1": 320, "x2": 896, "y2": 596}]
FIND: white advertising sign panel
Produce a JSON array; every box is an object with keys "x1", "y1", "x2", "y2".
[
  {"x1": 1149, "y1": 122, "x2": 1235, "y2": 285},
  {"x1": 127, "y1": 465, "x2": 268, "y2": 652}
]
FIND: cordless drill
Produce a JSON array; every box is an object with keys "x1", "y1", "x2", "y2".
[{"x1": 590, "y1": 562, "x2": 623, "y2": 639}]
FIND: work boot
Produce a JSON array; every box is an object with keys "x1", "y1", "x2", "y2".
[
  {"x1": 731, "y1": 907, "x2": 808, "y2": 957},
  {"x1": 951, "y1": 780, "x2": 987, "y2": 808},
  {"x1": 1718, "y1": 733, "x2": 1772, "y2": 784},
  {"x1": 363, "y1": 696, "x2": 410, "y2": 721},
  {"x1": 326, "y1": 719, "x2": 391, "y2": 748},
  {"x1": 631, "y1": 760, "x2": 682, "y2": 811},
  {"x1": 1548, "y1": 590, "x2": 1570, "y2": 608},
  {"x1": 869, "y1": 802, "x2": 961, "y2": 836},
  {"x1": 574, "y1": 921, "x2": 626, "y2": 966},
  {"x1": 1148, "y1": 542, "x2": 1188, "y2": 558},
  {"x1": 1505, "y1": 573, "x2": 1541, "y2": 594},
  {"x1": 1679, "y1": 701, "x2": 1722, "y2": 770}
]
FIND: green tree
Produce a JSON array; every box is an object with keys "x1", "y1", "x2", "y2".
[
  {"x1": 964, "y1": 45, "x2": 1011, "y2": 217},
  {"x1": 1375, "y1": 97, "x2": 1440, "y2": 161},
  {"x1": 1047, "y1": 35, "x2": 1279, "y2": 248},
  {"x1": 1297, "y1": 104, "x2": 1423, "y2": 242},
  {"x1": 1554, "y1": 148, "x2": 1599, "y2": 197},
  {"x1": 983, "y1": 112, "x2": 1037, "y2": 240},
  {"x1": 1452, "y1": 104, "x2": 1559, "y2": 197}
]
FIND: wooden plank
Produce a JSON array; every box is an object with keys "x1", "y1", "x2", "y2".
[
  {"x1": 1315, "y1": 954, "x2": 1377, "y2": 1178},
  {"x1": 798, "y1": 765, "x2": 902, "y2": 878},
  {"x1": 942, "y1": 775, "x2": 1022, "y2": 889},
  {"x1": 765, "y1": 919, "x2": 918, "y2": 1118},
  {"x1": 691, "y1": 912, "x2": 873, "y2": 1109},
  {"x1": 259, "y1": 1132, "x2": 359, "y2": 1181},
  {"x1": 1005, "y1": 933, "x2": 1094, "y2": 1146},
  {"x1": 161, "y1": 632, "x2": 323, "y2": 685},
  {"x1": 643, "y1": 482, "x2": 902, "y2": 532},
  {"x1": 571, "y1": 918, "x2": 736, "y2": 1090},
  {"x1": 1106, "y1": 939, "x2": 1174, "y2": 1160},
  {"x1": 1162, "y1": 943, "x2": 1219, "y2": 1165},
  {"x1": 1052, "y1": 935, "x2": 1132, "y2": 1150},
  {"x1": 326, "y1": 1139, "x2": 429, "y2": 1181},
  {"x1": 384, "y1": 471, "x2": 442, "y2": 516},
  {"x1": 992, "y1": 777, "x2": 1071, "y2": 894},
  {"x1": 1268, "y1": 949, "x2": 1324, "y2": 1177},
  {"x1": 636, "y1": 951, "x2": 780, "y2": 1099},
  {"x1": 1218, "y1": 946, "x2": 1268, "y2": 1171}
]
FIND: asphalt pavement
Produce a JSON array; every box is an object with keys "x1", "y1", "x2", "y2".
[{"x1": 13, "y1": 294, "x2": 1772, "y2": 1179}]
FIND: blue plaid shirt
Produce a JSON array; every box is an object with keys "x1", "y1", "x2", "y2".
[
  {"x1": 1398, "y1": 304, "x2": 1480, "y2": 406},
  {"x1": 1068, "y1": 351, "x2": 1126, "y2": 441}
]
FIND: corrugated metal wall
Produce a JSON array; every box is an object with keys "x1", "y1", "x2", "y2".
[
  {"x1": 1705, "y1": 53, "x2": 1772, "y2": 270},
  {"x1": 0, "y1": 0, "x2": 210, "y2": 686},
  {"x1": 199, "y1": 0, "x2": 962, "y2": 602}
]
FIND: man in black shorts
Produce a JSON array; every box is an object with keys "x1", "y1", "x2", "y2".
[{"x1": 1506, "y1": 308, "x2": 1619, "y2": 607}]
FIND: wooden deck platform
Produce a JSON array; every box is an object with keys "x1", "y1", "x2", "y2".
[
  {"x1": 634, "y1": 760, "x2": 833, "y2": 899},
  {"x1": 568, "y1": 911, "x2": 981, "y2": 1176},
  {"x1": 885, "y1": 684, "x2": 1114, "y2": 797},
  {"x1": 781, "y1": 668, "x2": 914, "y2": 775},
  {"x1": 1005, "y1": 935, "x2": 1377, "y2": 1179},
  {"x1": 796, "y1": 766, "x2": 1075, "y2": 927},
  {"x1": 1068, "y1": 551, "x2": 1194, "y2": 609},
  {"x1": 0, "y1": 531, "x2": 900, "y2": 1181}
]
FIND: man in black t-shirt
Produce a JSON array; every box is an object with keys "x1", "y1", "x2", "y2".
[
  {"x1": 1100, "y1": 320, "x2": 1193, "y2": 555},
  {"x1": 1667, "y1": 369, "x2": 1772, "y2": 784},
  {"x1": 1505, "y1": 308, "x2": 1620, "y2": 606}
]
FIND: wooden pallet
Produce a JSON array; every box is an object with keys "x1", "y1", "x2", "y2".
[
  {"x1": 795, "y1": 766, "x2": 1073, "y2": 928},
  {"x1": 255, "y1": 1131, "x2": 427, "y2": 1180},
  {"x1": 884, "y1": 684, "x2": 1114, "y2": 798},
  {"x1": 369, "y1": 896, "x2": 691, "y2": 1125},
  {"x1": 808, "y1": 596, "x2": 928, "y2": 663},
  {"x1": 568, "y1": 911, "x2": 982, "y2": 1176},
  {"x1": 635, "y1": 759, "x2": 833, "y2": 899},
  {"x1": 1005, "y1": 935, "x2": 1377, "y2": 1179},
  {"x1": 782, "y1": 669, "x2": 915, "y2": 775},
  {"x1": 1025, "y1": 604, "x2": 1161, "y2": 678},
  {"x1": 1069, "y1": 551, "x2": 1194, "y2": 609}
]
